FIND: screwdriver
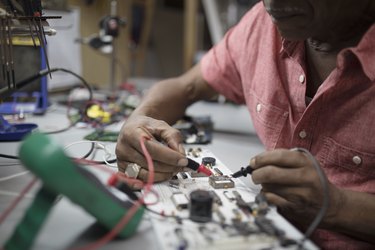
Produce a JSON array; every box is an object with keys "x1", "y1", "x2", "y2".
[{"x1": 231, "y1": 165, "x2": 254, "y2": 178}]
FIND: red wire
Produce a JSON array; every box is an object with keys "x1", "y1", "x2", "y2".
[
  {"x1": 73, "y1": 136, "x2": 155, "y2": 250},
  {"x1": 0, "y1": 177, "x2": 38, "y2": 225},
  {"x1": 139, "y1": 136, "x2": 154, "y2": 197}
]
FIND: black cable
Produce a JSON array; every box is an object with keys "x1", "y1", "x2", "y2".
[
  {"x1": 93, "y1": 158, "x2": 117, "y2": 164},
  {"x1": 43, "y1": 123, "x2": 75, "y2": 135},
  {"x1": 1, "y1": 67, "x2": 93, "y2": 100},
  {"x1": 80, "y1": 142, "x2": 96, "y2": 159},
  {"x1": 0, "y1": 153, "x2": 19, "y2": 159},
  {"x1": 291, "y1": 148, "x2": 330, "y2": 249},
  {"x1": 47, "y1": 68, "x2": 93, "y2": 100}
]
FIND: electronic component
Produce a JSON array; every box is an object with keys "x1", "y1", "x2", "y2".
[
  {"x1": 168, "y1": 179, "x2": 180, "y2": 189},
  {"x1": 233, "y1": 191, "x2": 252, "y2": 213},
  {"x1": 180, "y1": 172, "x2": 188, "y2": 179},
  {"x1": 232, "y1": 221, "x2": 259, "y2": 236},
  {"x1": 189, "y1": 190, "x2": 213, "y2": 223},
  {"x1": 174, "y1": 115, "x2": 213, "y2": 144},
  {"x1": 223, "y1": 190, "x2": 236, "y2": 201},
  {"x1": 202, "y1": 156, "x2": 216, "y2": 167},
  {"x1": 254, "y1": 193, "x2": 269, "y2": 215},
  {"x1": 202, "y1": 157, "x2": 215, "y2": 167},
  {"x1": 208, "y1": 190, "x2": 222, "y2": 206},
  {"x1": 214, "y1": 208, "x2": 226, "y2": 223},
  {"x1": 209, "y1": 175, "x2": 235, "y2": 189},
  {"x1": 187, "y1": 147, "x2": 202, "y2": 158},
  {"x1": 189, "y1": 171, "x2": 208, "y2": 178},
  {"x1": 213, "y1": 167, "x2": 223, "y2": 176},
  {"x1": 231, "y1": 208, "x2": 243, "y2": 222},
  {"x1": 255, "y1": 217, "x2": 284, "y2": 237},
  {"x1": 172, "y1": 192, "x2": 189, "y2": 210}
]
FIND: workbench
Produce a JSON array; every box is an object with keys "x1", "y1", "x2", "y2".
[{"x1": 0, "y1": 98, "x2": 269, "y2": 249}]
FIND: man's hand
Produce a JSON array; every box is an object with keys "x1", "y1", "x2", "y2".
[
  {"x1": 115, "y1": 115, "x2": 188, "y2": 186},
  {"x1": 250, "y1": 149, "x2": 345, "y2": 229}
]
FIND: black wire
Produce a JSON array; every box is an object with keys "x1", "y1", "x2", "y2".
[
  {"x1": 80, "y1": 142, "x2": 95, "y2": 159},
  {"x1": 41, "y1": 68, "x2": 93, "y2": 134},
  {"x1": 43, "y1": 123, "x2": 75, "y2": 135},
  {"x1": 47, "y1": 68, "x2": 93, "y2": 100},
  {"x1": 291, "y1": 148, "x2": 330, "y2": 249},
  {"x1": 91, "y1": 158, "x2": 117, "y2": 164},
  {"x1": 0, "y1": 153, "x2": 19, "y2": 159}
]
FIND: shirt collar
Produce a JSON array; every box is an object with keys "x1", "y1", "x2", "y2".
[
  {"x1": 280, "y1": 39, "x2": 299, "y2": 58},
  {"x1": 280, "y1": 24, "x2": 375, "y2": 82},
  {"x1": 346, "y1": 24, "x2": 375, "y2": 81}
]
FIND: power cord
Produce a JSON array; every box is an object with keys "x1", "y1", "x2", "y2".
[{"x1": 291, "y1": 147, "x2": 329, "y2": 249}]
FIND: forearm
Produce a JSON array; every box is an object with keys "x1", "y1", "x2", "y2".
[
  {"x1": 131, "y1": 63, "x2": 217, "y2": 125},
  {"x1": 328, "y1": 189, "x2": 375, "y2": 243}
]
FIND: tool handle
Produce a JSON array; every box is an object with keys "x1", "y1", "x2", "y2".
[{"x1": 5, "y1": 186, "x2": 57, "y2": 250}]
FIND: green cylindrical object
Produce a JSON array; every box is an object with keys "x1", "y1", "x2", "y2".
[{"x1": 5, "y1": 133, "x2": 144, "y2": 250}]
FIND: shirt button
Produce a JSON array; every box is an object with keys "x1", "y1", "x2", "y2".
[
  {"x1": 299, "y1": 74, "x2": 305, "y2": 83},
  {"x1": 352, "y1": 156, "x2": 362, "y2": 165},
  {"x1": 299, "y1": 130, "x2": 307, "y2": 139},
  {"x1": 256, "y1": 103, "x2": 262, "y2": 113}
]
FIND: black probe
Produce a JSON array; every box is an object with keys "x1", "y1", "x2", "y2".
[{"x1": 231, "y1": 165, "x2": 254, "y2": 178}]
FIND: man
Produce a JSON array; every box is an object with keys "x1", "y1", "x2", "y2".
[{"x1": 116, "y1": 0, "x2": 375, "y2": 249}]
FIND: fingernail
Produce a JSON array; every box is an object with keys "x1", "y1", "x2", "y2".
[
  {"x1": 178, "y1": 144, "x2": 186, "y2": 155},
  {"x1": 177, "y1": 158, "x2": 188, "y2": 167},
  {"x1": 182, "y1": 167, "x2": 191, "y2": 172},
  {"x1": 250, "y1": 157, "x2": 256, "y2": 167},
  {"x1": 133, "y1": 183, "x2": 143, "y2": 190}
]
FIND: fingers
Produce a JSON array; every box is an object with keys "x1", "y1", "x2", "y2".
[
  {"x1": 118, "y1": 157, "x2": 185, "y2": 174},
  {"x1": 117, "y1": 117, "x2": 187, "y2": 166},
  {"x1": 251, "y1": 149, "x2": 308, "y2": 170},
  {"x1": 138, "y1": 167, "x2": 174, "y2": 182},
  {"x1": 118, "y1": 161, "x2": 175, "y2": 183},
  {"x1": 262, "y1": 191, "x2": 291, "y2": 208},
  {"x1": 116, "y1": 117, "x2": 188, "y2": 176},
  {"x1": 250, "y1": 149, "x2": 316, "y2": 185},
  {"x1": 145, "y1": 122, "x2": 186, "y2": 155},
  {"x1": 252, "y1": 165, "x2": 309, "y2": 186},
  {"x1": 261, "y1": 184, "x2": 313, "y2": 205},
  {"x1": 142, "y1": 138, "x2": 188, "y2": 168}
]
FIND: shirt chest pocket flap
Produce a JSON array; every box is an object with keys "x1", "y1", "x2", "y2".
[{"x1": 323, "y1": 137, "x2": 375, "y2": 178}]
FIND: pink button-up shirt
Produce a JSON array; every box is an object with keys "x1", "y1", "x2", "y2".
[{"x1": 201, "y1": 2, "x2": 375, "y2": 249}]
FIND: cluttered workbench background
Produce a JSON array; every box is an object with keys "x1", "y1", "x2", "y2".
[{"x1": 0, "y1": 77, "x2": 268, "y2": 249}]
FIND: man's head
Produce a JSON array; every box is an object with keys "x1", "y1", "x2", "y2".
[{"x1": 262, "y1": 0, "x2": 375, "y2": 42}]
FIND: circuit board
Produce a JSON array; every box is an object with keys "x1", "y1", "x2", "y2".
[{"x1": 145, "y1": 147, "x2": 318, "y2": 250}]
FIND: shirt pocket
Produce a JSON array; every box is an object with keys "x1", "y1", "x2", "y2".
[
  {"x1": 247, "y1": 92, "x2": 288, "y2": 149},
  {"x1": 317, "y1": 137, "x2": 375, "y2": 190}
]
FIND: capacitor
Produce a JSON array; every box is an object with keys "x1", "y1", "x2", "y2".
[
  {"x1": 202, "y1": 157, "x2": 216, "y2": 167},
  {"x1": 189, "y1": 190, "x2": 213, "y2": 223}
]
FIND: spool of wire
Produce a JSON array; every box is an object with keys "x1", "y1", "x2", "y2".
[{"x1": 189, "y1": 190, "x2": 213, "y2": 223}]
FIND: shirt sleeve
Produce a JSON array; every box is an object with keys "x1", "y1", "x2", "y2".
[{"x1": 200, "y1": 2, "x2": 265, "y2": 104}]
